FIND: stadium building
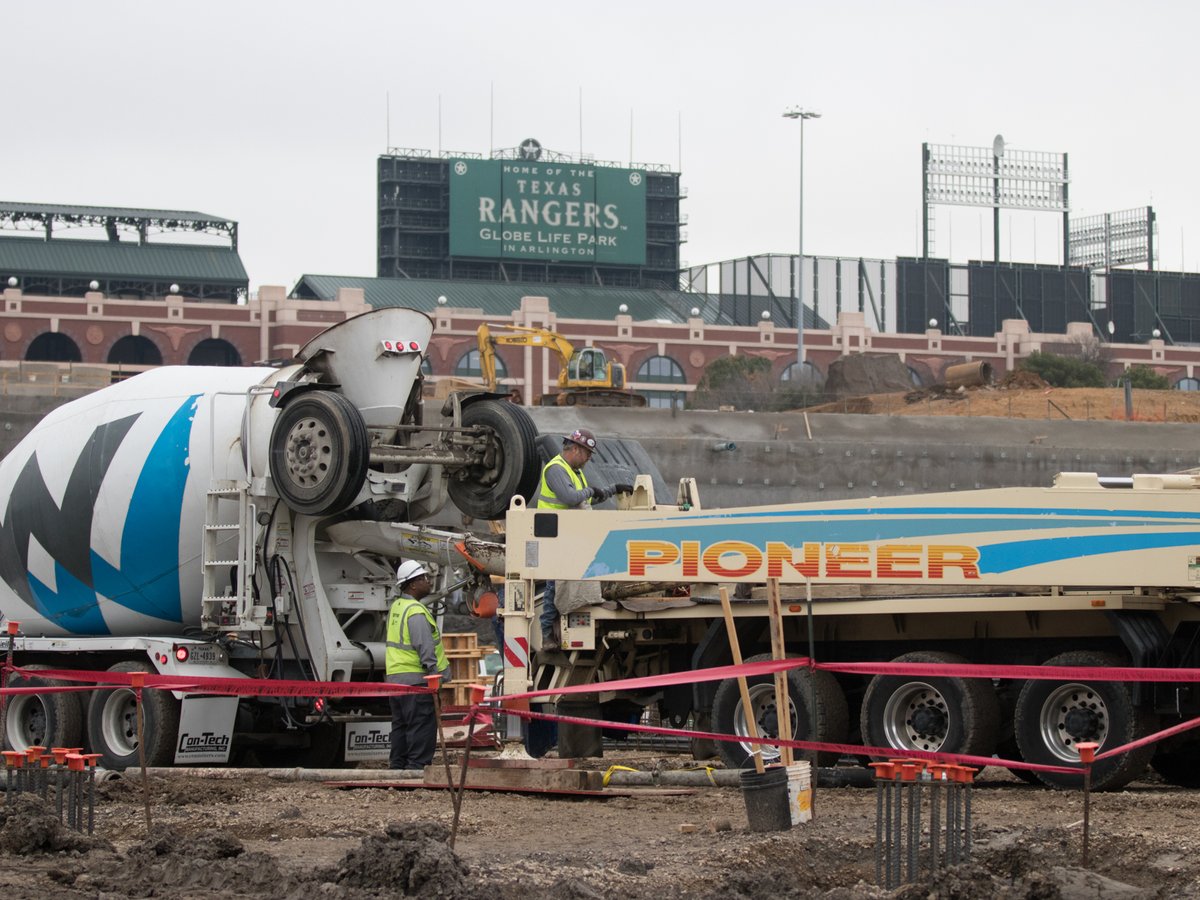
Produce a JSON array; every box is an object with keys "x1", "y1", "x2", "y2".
[{"x1": 4, "y1": 139, "x2": 1200, "y2": 403}]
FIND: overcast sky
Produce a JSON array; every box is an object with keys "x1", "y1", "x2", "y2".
[{"x1": 6, "y1": 1, "x2": 1198, "y2": 293}]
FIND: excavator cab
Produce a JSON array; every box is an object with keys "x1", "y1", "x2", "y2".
[{"x1": 569, "y1": 347, "x2": 607, "y2": 385}]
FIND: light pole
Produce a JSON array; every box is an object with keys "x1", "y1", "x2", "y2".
[{"x1": 783, "y1": 106, "x2": 820, "y2": 376}]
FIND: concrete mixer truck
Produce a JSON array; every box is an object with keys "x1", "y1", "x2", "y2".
[{"x1": 0, "y1": 307, "x2": 538, "y2": 769}]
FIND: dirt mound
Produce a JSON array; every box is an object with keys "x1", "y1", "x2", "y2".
[
  {"x1": 0, "y1": 794, "x2": 112, "y2": 855},
  {"x1": 999, "y1": 369, "x2": 1050, "y2": 390},
  {"x1": 318, "y1": 821, "x2": 472, "y2": 898},
  {"x1": 825, "y1": 354, "x2": 916, "y2": 397},
  {"x1": 808, "y1": 384, "x2": 1200, "y2": 422},
  {"x1": 135, "y1": 826, "x2": 246, "y2": 860}
]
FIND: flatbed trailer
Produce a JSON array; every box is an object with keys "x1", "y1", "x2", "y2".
[{"x1": 501, "y1": 472, "x2": 1200, "y2": 790}]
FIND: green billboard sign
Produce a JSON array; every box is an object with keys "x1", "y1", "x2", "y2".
[{"x1": 449, "y1": 158, "x2": 646, "y2": 265}]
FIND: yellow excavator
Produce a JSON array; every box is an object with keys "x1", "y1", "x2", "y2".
[{"x1": 476, "y1": 323, "x2": 647, "y2": 407}]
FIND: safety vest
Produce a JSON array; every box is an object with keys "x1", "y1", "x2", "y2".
[
  {"x1": 385, "y1": 595, "x2": 449, "y2": 676},
  {"x1": 537, "y1": 454, "x2": 588, "y2": 509}
]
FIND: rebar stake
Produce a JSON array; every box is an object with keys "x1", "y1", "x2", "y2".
[{"x1": 1077, "y1": 742, "x2": 1097, "y2": 868}]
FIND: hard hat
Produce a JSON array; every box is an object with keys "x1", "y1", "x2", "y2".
[
  {"x1": 395, "y1": 560, "x2": 429, "y2": 585},
  {"x1": 564, "y1": 428, "x2": 598, "y2": 452}
]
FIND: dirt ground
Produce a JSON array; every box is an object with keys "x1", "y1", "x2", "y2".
[
  {"x1": 0, "y1": 753, "x2": 1197, "y2": 899},
  {"x1": 807, "y1": 381, "x2": 1200, "y2": 423}
]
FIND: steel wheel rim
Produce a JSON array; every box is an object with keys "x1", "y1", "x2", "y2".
[
  {"x1": 882, "y1": 680, "x2": 949, "y2": 752},
  {"x1": 100, "y1": 689, "x2": 140, "y2": 757},
  {"x1": 5, "y1": 695, "x2": 47, "y2": 750},
  {"x1": 1039, "y1": 682, "x2": 1109, "y2": 763},
  {"x1": 734, "y1": 682, "x2": 794, "y2": 764},
  {"x1": 283, "y1": 417, "x2": 332, "y2": 489}
]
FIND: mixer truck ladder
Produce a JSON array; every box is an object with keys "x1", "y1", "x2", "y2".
[{"x1": 200, "y1": 480, "x2": 263, "y2": 631}]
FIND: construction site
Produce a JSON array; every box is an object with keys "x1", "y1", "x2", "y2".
[
  {"x1": 4, "y1": 118, "x2": 1200, "y2": 898},
  {"x1": 1, "y1": 336, "x2": 1200, "y2": 897}
]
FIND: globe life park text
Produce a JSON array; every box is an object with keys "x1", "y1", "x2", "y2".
[{"x1": 477, "y1": 164, "x2": 624, "y2": 257}]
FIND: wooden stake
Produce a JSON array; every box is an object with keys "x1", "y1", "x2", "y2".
[
  {"x1": 766, "y1": 578, "x2": 794, "y2": 766},
  {"x1": 131, "y1": 673, "x2": 151, "y2": 834},
  {"x1": 450, "y1": 685, "x2": 487, "y2": 849},
  {"x1": 427, "y1": 675, "x2": 461, "y2": 830},
  {"x1": 718, "y1": 586, "x2": 764, "y2": 774}
]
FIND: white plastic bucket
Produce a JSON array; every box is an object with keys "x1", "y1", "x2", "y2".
[{"x1": 785, "y1": 761, "x2": 813, "y2": 825}]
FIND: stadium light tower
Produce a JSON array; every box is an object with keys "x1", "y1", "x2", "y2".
[{"x1": 783, "y1": 106, "x2": 820, "y2": 373}]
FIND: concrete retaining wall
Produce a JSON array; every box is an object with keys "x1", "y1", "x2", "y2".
[
  {"x1": 4, "y1": 392, "x2": 1197, "y2": 509},
  {"x1": 527, "y1": 407, "x2": 1200, "y2": 508}
]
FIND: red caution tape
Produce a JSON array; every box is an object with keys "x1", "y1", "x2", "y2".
[
  {"x1": 4, "y1": 666, "x2": 430, "y2": 698},
  {"x1": 494, "y1": 657, "x2": 809, "y2": 704},
  {"x1": 817, "y1": 660, "x2": 1200, "y2": 683},
  {"x1": 496, "y1": 705, "x2": 1083, "y2": 777}
]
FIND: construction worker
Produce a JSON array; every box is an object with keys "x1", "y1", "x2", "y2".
[
  {"x1": 385, "y1": 560, "x2": 449, "y2": 770},
  {"x1": 535, "y1": 428, "x2": 631, "y2": 649}
]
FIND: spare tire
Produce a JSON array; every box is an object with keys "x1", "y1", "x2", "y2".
[
  {"x1": 1, "y1": 665, "x2": 85, "y2": 752},
  {"x1": 448, "y1": 399, "x2": 540, "y2": 519},
  {"x1": 269, "y1": 391, "x2": 369, "y2": 516}
]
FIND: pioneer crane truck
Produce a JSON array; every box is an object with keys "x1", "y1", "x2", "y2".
[
  {"x1": 502, "y1": 472, "x2": 1200, "y2": 790},
  {"x1": 0, "y1": 307, "x2": 538, "y2": 769}
]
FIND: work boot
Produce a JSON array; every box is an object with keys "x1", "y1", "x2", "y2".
[{"x1": 541, "y1": 629, "x2": 560, "y2": 651}]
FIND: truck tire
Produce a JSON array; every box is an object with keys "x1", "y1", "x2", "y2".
[
  {"x1": 1150, "y1": 738, "x2": 1200, "y2": 788},
  {"x1": 269, "y1": 390, "x2": 369, "y2": 516},
  {"x1": 1, "y1": 665, "x2": 85, "y2": 752},
  {"x1": 712, "y1": 653, "x2": 848, "y2": 769},
  {"x1": 1013, "y1": 650, "x2": 1156, "y2": 791},
  {"x1": 447, "y1": 399, "x2": 540, "y2": 520},
  {"x1": 859, "y1": 651, "x2": 999, "y2": 758},
  {"x1": 268, "y1": 722, "x2": 345, "y2": 769},
  {"x1": 995, "y1": 682, "x2": 1040, "y2": 784},
  {"x1": 87, "y1": 661, "x2": 180, "y2": 770}
]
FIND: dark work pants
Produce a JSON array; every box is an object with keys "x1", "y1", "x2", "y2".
[{"x1": 389, "y1": 691, "x2": 437, "y2": 769}]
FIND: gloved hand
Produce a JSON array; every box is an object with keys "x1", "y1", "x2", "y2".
[
  {"x1": 590, "y1": 485, "x2": 612, "y2": 504},
  {"x1": 614, "y1": 483, "x2": 635, "y2": 494}
]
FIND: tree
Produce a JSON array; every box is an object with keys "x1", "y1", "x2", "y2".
[
  {"x1": 690, "y1": 354, "x2": 807, "y2": 411},
  {"x1": 1070, "y1": 332, "x2": 1106, "y2": 367},
  {"x1": 1019, "y1": 351, "x2": 1106, "y2": 388},
  {"x1": 1122, "y1": 365, "x2": 1171, "y2": 390}
]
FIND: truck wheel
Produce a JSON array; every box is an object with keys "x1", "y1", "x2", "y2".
[
  {"x1": 712, "y1": 653, "x2": 848, "y2": 769},
  {"x1": 995, "y1": 682, "x2": 1040, "y2": 783},
  {"x1": 1150, "y1": 737, "x2": 1200, "y2": 788},
  {"x1": 1, "y1": 665, "x2": 85, "y2": 752},
  {"x1": 268, "y1": 722, "x2": 345, "y2": 769},
  {"x1": 1013, "y1": 650, "x2": 1156, "y2": 790},
  {"x1": 859, "y1": 651, "x2": 999, "y2": 758},
  {"x1": 448, "y1": 399, "x2": 540, "y2": 520},
  {"x1": 269, "y1": 391, "x2": 368, "y2": 516},
  {"x1": 86, "y1": 661, "x2": 180, "y2": 770}
]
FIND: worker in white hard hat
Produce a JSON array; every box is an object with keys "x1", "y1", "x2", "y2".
[{"x1": 385, "y1": 559, "x2": 449, "y2": 770}]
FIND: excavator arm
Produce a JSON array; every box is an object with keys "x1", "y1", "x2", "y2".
[
  {"x1": 477, "y1": 323, "x2": 576, "y2": 389},
  {"x1": 474, "y1": 323, "x2": 645, "y2": 406}
]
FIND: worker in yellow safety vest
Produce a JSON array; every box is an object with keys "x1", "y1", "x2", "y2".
[
  {"x1": 386, "y1": 560, "x2": 449, "y2": 770},
  {"x1": 535, "y1": 428, "x2": 631, "y2": 649}
]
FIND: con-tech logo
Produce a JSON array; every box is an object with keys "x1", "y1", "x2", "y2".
[
  {"x1": 349, "y1": 728, "x2": 390, "y2": 750},
  {"x1": 344, "y1": 724, "x2": 392, "y2": 760},
  {"x1": 177, "y1": 731, "x2": 231, "y2": 756}
]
